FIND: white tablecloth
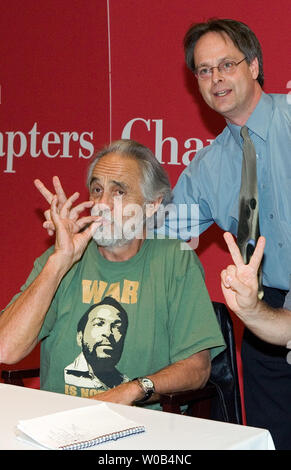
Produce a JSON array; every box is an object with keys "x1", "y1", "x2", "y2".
[{"x1": 0, "y1": 383, "x2": 275, "y2": 450}]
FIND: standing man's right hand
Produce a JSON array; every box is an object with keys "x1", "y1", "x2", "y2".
[{"x1": 221, "y1": 232, "x2": 265, "y2": 317}]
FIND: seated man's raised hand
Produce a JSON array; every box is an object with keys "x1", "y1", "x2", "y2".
[
  {"x1": 34, "y1": 176, "x2": 97, "y2": 236},
  {"x1": 50, "y1": 194, "x2": 100, "y2": 271}
]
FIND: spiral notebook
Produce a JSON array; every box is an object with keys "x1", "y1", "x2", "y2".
[{"x1": 16, "y1": 403, "x2": 145, "y2": 450}]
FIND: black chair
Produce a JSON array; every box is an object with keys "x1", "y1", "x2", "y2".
[
  {"x1": 159, "y1": 302, "x2": 243, "y2": 424},
  {"x1": 1, "y1": 367, "x2": 40, "y2": 387},
  {"x1": 1, "y1": 302, "x2": 242, "y2": 424}
]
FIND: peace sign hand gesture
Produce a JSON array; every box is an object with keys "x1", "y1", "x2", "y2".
[{"x1": 221, "y1": 232, "x2": 265, "y2": 315}]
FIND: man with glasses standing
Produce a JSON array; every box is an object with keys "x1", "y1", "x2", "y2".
[{"x1": 172, "y1": 18, "x2": 291, "y2": 449}]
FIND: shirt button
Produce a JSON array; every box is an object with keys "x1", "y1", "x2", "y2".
[
  {"x1": 278, "y1": 242, "x2": 283, "y2": 248},
  {"x1": 270, "y1": 214, "x2": 274, "y2": 219}
]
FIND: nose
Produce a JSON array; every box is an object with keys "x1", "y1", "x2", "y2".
[
  {"x1": 91, "y1": 203, "x2": 112, "y2": 222},
  {"x1": 101, "y1": 323, "x2": 114, "y2": 339},
  {"x1": 91, "y1": 192, "x2": 114, "y2": 211},
  {"x1": 211, "y1": 67, "x2": 224, "y2": 84},
  {"x1": 99, "y1": 193, "x2": 112, "y2": 208}
]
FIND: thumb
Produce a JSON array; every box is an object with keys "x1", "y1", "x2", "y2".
[
  {"x1": 221, "y1": 269, "x2": 229, "y2": 287},
  {"x1": 80, "y1": 220, "x2": 99, "y2": 242}
]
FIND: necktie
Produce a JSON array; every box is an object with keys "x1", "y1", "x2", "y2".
[{"x1": 237, "y1": 126, "x2": 263, "y2": 299}]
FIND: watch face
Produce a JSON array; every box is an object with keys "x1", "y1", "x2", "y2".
[
  {"x1": 139, "y1": 377, "x2": 154, "y2": 392},
  {"x1": 136, "y1": 377, "x2": 155, "y2": 403},
  {"x1": 142, "y1": 378, "x2": 153, "y2": 390}
]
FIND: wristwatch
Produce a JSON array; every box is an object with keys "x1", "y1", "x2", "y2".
[{"x1": 134, "y1": 377, "x2": 155, "y2": 403}]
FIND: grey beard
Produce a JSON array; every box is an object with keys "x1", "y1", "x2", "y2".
[
  {"x1": 91, "y1": 201, "x2": 148, "y2": 249},
  {"x1": 92, "y1": 220, "x2": 145, "y2": 249}
]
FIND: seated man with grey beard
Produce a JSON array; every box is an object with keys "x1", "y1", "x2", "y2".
[{"x1": 0, "y1": 139, "x2": 225, "y2": 408}]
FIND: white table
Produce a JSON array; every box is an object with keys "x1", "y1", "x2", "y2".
[{"x1": 0, "y1": 384, "x2": 275, "y2": 450}]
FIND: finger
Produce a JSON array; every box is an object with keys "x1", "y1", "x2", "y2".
[
  {"x1": 223, "y1": 266, "x2": 252, "y2": 296},
  {"x1": 221, "y1": 269, "x2": 230, "y2": 288},
  {"x1": 248, "y1": 236, "x2": 265, "y2": 271},
  {"x1": 69, "y1": 201, "x2": 94, "y2": 220},
  {"x1": 60, "y1": 192, "x2": 80, "y2": 217},
  {"x1": 223, "y1": 232, "x2": 244, "y2": 267},
  {"x1": 52, "y1": 176, "x2": 67, "y2": 206},
  {"x1": 221, "y1": 267, "x2": 237, "y2": 288},
  {"x1": 44, "y1": 208, "x2": 52, "y2": 223},
  {"x1": 223, "y1": 265, "x2": 238, "y2": 287},
  {"x1": 76, "y1": 216, "x2": 102, "y2": 230},
  {"x1": 50, "y1": 196, "x2": 60, "y2": 226},
  {"x1": 43, "y1": 220, "x2": 55, "y2": 234},
  {"x1": 34, "y1": 179, "x2": 54, "y2": 204},
  {"x1": 43, "y1": 220, "x2": 54, "y2": 229},
  {"x1": 75, "y1": 221, "x2": 100, "y2": 250},
  {"x1": 82, "y1": 220, "x2": 101, "y2": 239}
]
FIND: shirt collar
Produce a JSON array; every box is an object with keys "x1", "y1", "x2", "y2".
[{"x1": 227, "y1": 92, "x2": 273, "y2": 146}]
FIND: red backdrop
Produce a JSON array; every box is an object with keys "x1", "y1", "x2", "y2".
[{"x1": 0, "y1": 0, "x2": 290, "y2": 418}]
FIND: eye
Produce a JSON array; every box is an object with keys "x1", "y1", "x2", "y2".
[
  {"x1": 198, "y1": 67, "x2": 210, "y2": 77},
  {"x1": 93, "y1": 319, "x2": 105, "y2": 327},
  {"x1": 114, "y1": 188, "x2": 125, "y2": 197},
  {"x1": 112, "y1": 321, "x2": 122, "y2": 331},
  {"x1": 222, "y1": 61, "x2": 235, "y2": 71},
  {"x1": 90, "y1": 186, "x2": 102, "y2": 196}
]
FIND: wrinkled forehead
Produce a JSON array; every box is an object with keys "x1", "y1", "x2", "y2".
[{"x1": 90, "y1": 152, "x2": 142, "y2": 184}]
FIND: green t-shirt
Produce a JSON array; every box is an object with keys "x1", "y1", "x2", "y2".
[{"x1": 7, "y1": 238, "x2": 225, "y2": 406}]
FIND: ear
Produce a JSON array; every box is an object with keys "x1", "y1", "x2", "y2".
[
  {"x1": 249, "y1": 57, "x2": 259, "y2": 80},
  {"x1": 146, "y1": 196, "x2": 163, "y2": 218},
  {"x1": 77, "y1": 331, "x2": 83, "y2": 347}
]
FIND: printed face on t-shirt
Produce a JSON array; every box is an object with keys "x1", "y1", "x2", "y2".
[{"x1": 81, "y1": 303, "x2": 127, "y2": 367}]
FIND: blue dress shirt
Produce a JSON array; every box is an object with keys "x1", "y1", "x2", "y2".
[{"x1": 171, "y1": 92, "x2": 291, "y2": 290}]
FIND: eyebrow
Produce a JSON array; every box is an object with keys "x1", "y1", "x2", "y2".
[
  {"x1": 90, "y1": 313, "x2": 123, "y2": 324},
  {"x1": 196, "y1": 56, "x2": 236, "y2": 68},
  {"x1": 92, "y1": 315, "x2": 122, "y2": 322},
  {"x1": 89, "y1": 177, "x2": 129, "y2": 191}
]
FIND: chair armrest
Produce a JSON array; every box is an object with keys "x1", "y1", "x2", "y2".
[
  {"x1": 159, "y1": 382, "x2": 217, "y2": 415},
  {"x1": 1, "y1": 368, "x2": 40, "y2": 386}
]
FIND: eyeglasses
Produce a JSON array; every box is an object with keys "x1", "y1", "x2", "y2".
[{"x1": 195, "y1": 57, "x2": 247, "y2": 80}]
